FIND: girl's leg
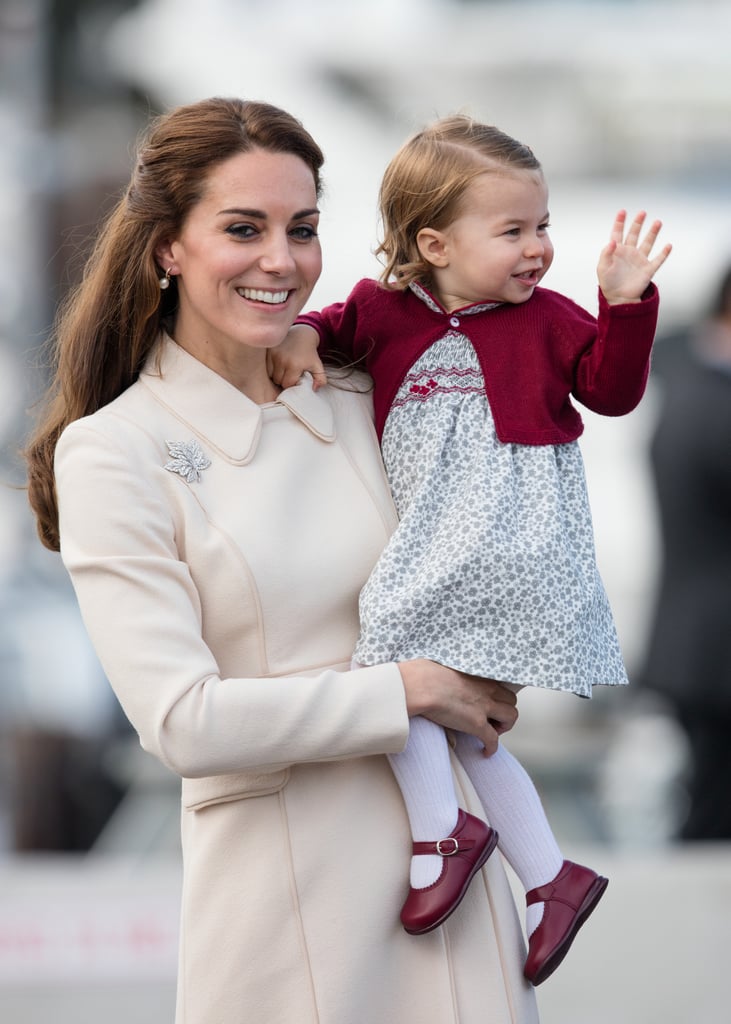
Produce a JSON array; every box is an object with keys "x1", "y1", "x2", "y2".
[
  {"x1": 388, "y1": 715, "x2": 460, "y2": 888},
  {"x1": 454, "y1": 733, "x2": 563, "y2": 936}
]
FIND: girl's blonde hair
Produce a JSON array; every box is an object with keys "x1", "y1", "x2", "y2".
[
  {"x1": 376, "y1": 114, "x2": 540, "y2": 289},
  {"x1": 24, "y1": 97, "x2": 324, "y2": 552}
]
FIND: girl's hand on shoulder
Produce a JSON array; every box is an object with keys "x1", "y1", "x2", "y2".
[
  {"x1": 398, "y1": 659, "x2": 519, "y2": 756},
  {"x1": 597, "y1": 209, "x2": 672, "y2": 305},
  {"x1": 267, "y1": 324, "x2": 327, "y2": 390}
]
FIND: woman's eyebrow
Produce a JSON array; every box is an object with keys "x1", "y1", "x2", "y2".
[
  {"x1": 218, "y1": 207, "x2": 320, "y2": 218},
  {"x1": 218, "y1": 207, "x2": 267, "y2": 218}
]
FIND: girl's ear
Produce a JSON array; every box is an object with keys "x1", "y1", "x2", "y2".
[{"x1": 416, "y1": 228, "x2": 449, "y2": 268}]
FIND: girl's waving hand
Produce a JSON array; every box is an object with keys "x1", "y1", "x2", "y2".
[{"x1": 598, "y1": 209, "x2": 672, "y2": 305}]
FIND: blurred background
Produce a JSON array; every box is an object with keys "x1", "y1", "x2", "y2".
[{"x1": 1, "y1": 0, "x2": 729, "y2": 1021}]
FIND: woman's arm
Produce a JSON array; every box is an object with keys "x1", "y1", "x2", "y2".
[
  {"x1": 55, "y1": 417, "x2": 515, "y2": 779},
  {"x1": 55, "y1": 419, "x2": 411, "y2": 779}
]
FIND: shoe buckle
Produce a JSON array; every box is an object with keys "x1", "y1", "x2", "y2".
[{"x1": 436, "y1": 837, "x2": 459, "y2": 856}]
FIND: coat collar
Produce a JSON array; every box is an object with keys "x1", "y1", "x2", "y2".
[{"x1": 140, "y1": 333, "x2": 335, "y2": 465}]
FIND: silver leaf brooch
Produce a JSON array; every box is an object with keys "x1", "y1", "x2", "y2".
[{"x1": 164, "y1": 439, "x2": 211, "y2": 483}]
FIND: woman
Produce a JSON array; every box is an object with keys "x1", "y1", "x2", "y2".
[{"x1": 24, "y1": 97, "x2": 538, "y2": 1023}]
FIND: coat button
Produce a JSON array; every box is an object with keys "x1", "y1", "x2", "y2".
[{"x1": 449, "y1": 316, "x2": 460, "y2": 327}]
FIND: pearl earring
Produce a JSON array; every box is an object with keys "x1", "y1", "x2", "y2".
[{"x1": 159, "y1": 267, "x2": 174, "y2": 290}]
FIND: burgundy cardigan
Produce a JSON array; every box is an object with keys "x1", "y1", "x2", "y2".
[{"x1": 297, "y1": 279, "x2": 659, "y2": 444}]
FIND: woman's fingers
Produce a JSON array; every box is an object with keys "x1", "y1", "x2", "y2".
[{"x1": 398, "y1": 659, "x2": 519, "y2": 748}]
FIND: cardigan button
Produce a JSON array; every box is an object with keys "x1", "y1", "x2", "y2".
[{"x1": 449, "y1": 316, "x2": 460, "y2": 327}]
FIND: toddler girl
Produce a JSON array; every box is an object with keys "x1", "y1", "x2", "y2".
[{"x1": 271, "y1": 115, "x2": 671, "y2": 985}]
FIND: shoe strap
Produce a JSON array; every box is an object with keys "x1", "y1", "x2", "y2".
[
  {"x1": 525, "y1": 861, "x2": 584, "y2": 906},
  {"x1": 412, "y1": 836, "x2": 475, "y2": 857},
  {"x1": 526, "y1": 883, "x2": 555, "y2": 906}
]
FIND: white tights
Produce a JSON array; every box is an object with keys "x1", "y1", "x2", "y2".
[{"x1": 387, "y1": 715, "x2": 563, "y2": 936}]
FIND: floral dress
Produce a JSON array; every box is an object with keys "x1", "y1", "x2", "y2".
[{"x1": 353, "y1": 297, "x2": 628, "y2": 696}]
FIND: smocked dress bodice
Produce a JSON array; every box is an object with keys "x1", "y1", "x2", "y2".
[{"x1": 353, "y1": 307, "x2": 628, "y2": 695}]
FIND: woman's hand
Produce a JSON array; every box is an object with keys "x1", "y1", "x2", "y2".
[
  {"x1": 398, "y1": 659, "x2": 518, "y2": 756},
  {"x1": 597, "y1": 209, "x2": 672, "y2": 305}
]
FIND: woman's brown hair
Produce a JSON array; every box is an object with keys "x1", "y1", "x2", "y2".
[
  {"x1": 24, "y1": 97, "x2": 324, "y2": 551},
  {"x1": 376, "y1": 114, "x2": 541, "y2": 289}
]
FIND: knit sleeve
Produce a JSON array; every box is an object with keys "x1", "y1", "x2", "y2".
[
  {"x1": 296, "y1": 279, "x2": 378, "y2": 363},
  {"x1": 572, "y1": 284, "x2": 659, "y2": 416}
]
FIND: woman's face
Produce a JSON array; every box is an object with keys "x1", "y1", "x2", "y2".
[{"x1": 160, "y1": 147, "x2": 321, "y2": 383}]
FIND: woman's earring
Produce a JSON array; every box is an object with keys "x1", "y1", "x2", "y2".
[{"x1": 159, "y1": 267, "x2": 174, "y2": 290}]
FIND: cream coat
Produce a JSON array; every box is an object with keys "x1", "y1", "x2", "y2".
[{"x1": 55, "y1": 336, "x2": 539, "y2": 1024}]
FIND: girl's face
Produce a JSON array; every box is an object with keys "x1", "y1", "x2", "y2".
[
  {"x1": 422, "y1": 169, "x2": 553, "y2": 313},
  {"x1": 158, "y1": 148, "x2": 321, "y2": 385}
]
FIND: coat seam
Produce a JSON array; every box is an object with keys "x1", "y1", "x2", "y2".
[
  {"x1": 441, "y1": 925, "x2": 462, "y2": 1023},
  {"x1": 279, "y1": 788, "x2": 320, "y2": 1022}
]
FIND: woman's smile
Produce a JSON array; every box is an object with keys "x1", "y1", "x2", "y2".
[
  {"x1": 237, "y1": 286, "x2": 292, "y2": 305},
  {"x1": 158, "y1": 147, "x2": 321, "y2": 387}
]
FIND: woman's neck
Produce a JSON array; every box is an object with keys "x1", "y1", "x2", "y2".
[
  {"x1": 217, "y1": 361, "x2": 283, "y2": 405},
  {"x1": 168, "y1": 329, "x2": 282, "y2": 404}
]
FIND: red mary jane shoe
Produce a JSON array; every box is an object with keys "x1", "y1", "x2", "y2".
[
  {"x1": 400, "y1": 809, "x2": 498, "y2": 935},
  {"x1": 523, "y1": 860, "x2": 608, "y2": 986}
]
